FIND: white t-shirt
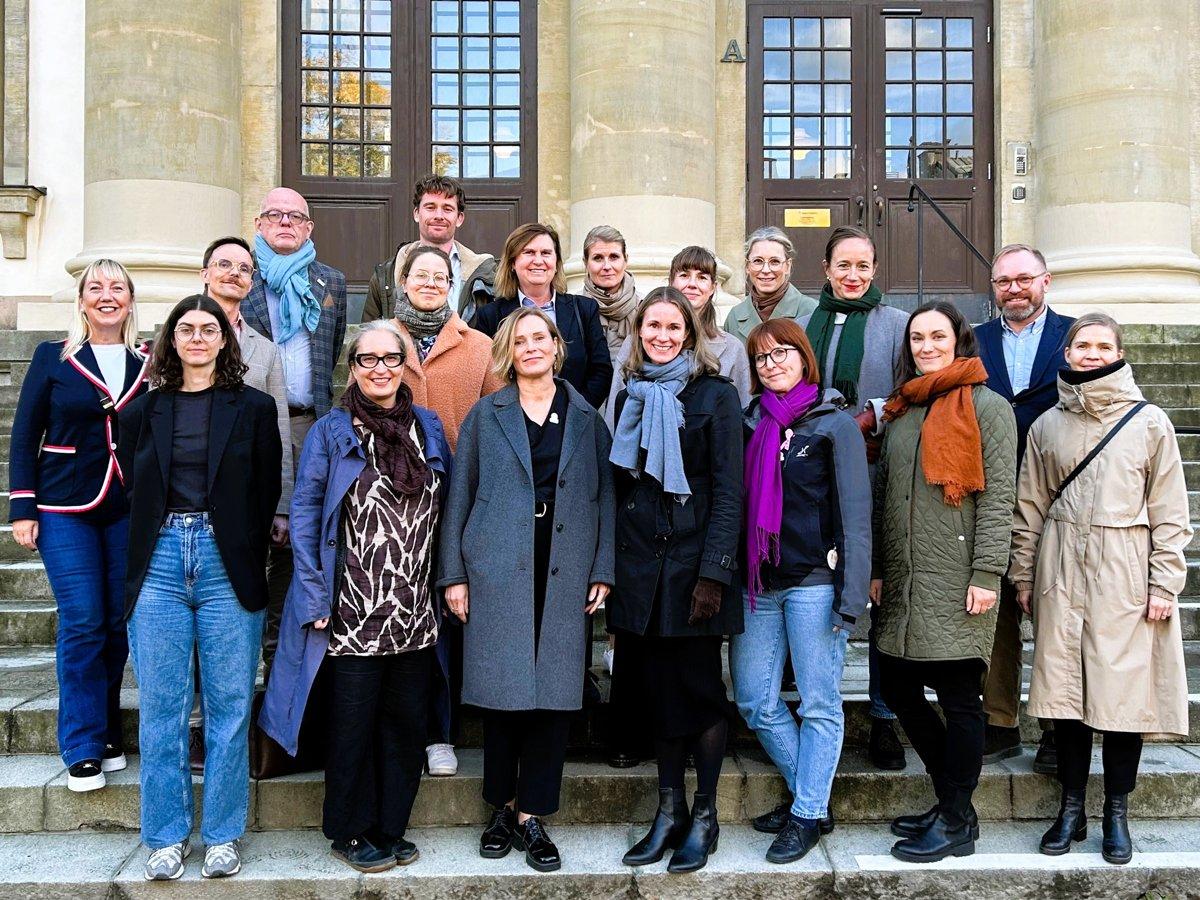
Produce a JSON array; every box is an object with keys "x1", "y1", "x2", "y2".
[{"x1": 90, "y1": 343, "x2": 128, "y2": 398}]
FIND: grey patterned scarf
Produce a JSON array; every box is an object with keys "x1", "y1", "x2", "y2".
[{"x1": 394, "y1": 294, "x2": 452, "y2": 340}]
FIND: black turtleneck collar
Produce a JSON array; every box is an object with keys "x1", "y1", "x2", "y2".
[{"x1": 1059, "y1": 358, "x2": 1126, "y2": 386}]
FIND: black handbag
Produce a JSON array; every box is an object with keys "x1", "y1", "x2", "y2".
[{"x1": 249, "y1": 665, "x2": 331, "y2": 780}]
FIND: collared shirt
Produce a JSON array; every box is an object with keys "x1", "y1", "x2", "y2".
[
  {"x1": 264, "y1": 284, "x2": 315, "y2": 409},
  {"x1": 519, "y1": 289, "x2": 557, "y2": 325},
  {"x1": 1000, "y1": 305, "x2": 1047, "y2": 394},
  {"x1": 446, "y1": 244, "x2": 463, "y2": 313}
]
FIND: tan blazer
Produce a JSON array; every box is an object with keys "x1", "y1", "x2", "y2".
[{"x1": 238, "y1": 321, "x2": 294, "y2": 515}]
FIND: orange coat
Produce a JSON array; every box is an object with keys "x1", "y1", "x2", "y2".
[{"x1": 394, "y1": 313, "x2": 504, "y2": 451}]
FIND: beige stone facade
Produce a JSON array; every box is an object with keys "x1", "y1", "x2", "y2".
[{"x1": 3, "y1": 0, "x2": 1200, "y2": 326}]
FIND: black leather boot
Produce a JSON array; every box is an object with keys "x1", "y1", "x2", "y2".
[
  {"x1": 890, "y1": 790, "x2": 976, "y2": 863},
  {"x1": 667, "y1": 793, "x2": 719, "y2": 873},
  {"x1": 1039, "y1": 788, "x2": 1087, "y2": 855},
  {"x1": 622, "y1": 788, "x2": 690, "y2": 866},
  {"x1": 1102, "y1": 793, "x2": 1133, "y2": 865},
  {"x1": 891, "y1": 778, "x2": 979, "y2": 840}
]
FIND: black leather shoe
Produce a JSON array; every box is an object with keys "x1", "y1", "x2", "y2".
[
  {"x1": 623, "y1": 788, "x2": 689, "y2": 866},
  {"x1": 331, "y1": 836, "x2": 396, "y2": 873},
  {"x1": 752, "y1": 803, "x2": 834, "y2": 835},
  {"x1": 1102, "y1": 793, "x2": 1133, "y2": 865},
  {"x1": 765, "y1": 819, "x2": 821, "y2": 864},
  {"x1": 513, "y1": 816, "x2": 561, "y2": 872},
  {"x1": 667, "y1": 793, "x2": 719, "y2": 873},
  {"x1": 389, "y1": 837, "x2": 419, "y2": 866},
  {"x1": 479, "y1": 806, "x2": 517, "y2": 859},
  {"x1": 1040, "y1": 788, "x2": 1087, "y2": 855},
  {"x1": 869, "y1": 719, "x2": 906, "y2": 770},
  {"x1": 189, "y1": 726, "x2": 205, "y2": 775},
  {"x1": 982, "y1": 724, "x2": 1023, "y2": 764},
  {"x1": 891, "y1": 803, "x2": 979, "y2": 840},
  {"x1": 890, "y1": 811, "x2": 976, "y2": 863},
  {"x1": 607, "y1": 751, "x2": 640, "y2": 769},
  {"x1": 1033, "y1": 730, "x2": 1058, "y2": 775}
]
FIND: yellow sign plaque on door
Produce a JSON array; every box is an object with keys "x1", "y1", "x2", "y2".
[{"x1": 783, "y1": 208, "x2": 831, "y2": 228}]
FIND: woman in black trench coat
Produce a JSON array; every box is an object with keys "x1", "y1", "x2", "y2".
[{"x1": 609, "y1": 287, "x2": 744, "y2": 874}]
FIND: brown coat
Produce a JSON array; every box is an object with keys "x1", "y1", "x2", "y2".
[
  {"x1": 1010, "y1": 363, "x2": 1192, "y2": 736},
  {"x1": 393, "y1": 313, "x2": 504, "y2": 451}
]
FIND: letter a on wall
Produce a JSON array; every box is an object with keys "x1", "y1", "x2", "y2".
[{"x1": 721, "y1": 39, "x2": 746, "y2": 63}]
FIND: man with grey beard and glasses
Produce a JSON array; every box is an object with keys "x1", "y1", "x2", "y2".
[{"x1": 973, "y1": 243, "x2": 1074, "y2": 776}]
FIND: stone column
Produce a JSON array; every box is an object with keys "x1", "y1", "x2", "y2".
[
  {"x1": 58, "y1": 1, "x2": 242, "y2": 320},
  {"x1": 565, "y1": 0, "x2": 732, "y2": 293},
  {"x1": 1033, "y1": 0, "x2": 1200, "y2": 321}
]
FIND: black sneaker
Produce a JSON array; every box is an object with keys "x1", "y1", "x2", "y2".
[
  {"x1": 869, "y1": 719, "x2": 906, "y2": 770},
  {"x1": 982, "y1": 725, "x2": 1022, "y2": 764},
  {"x1": 189, "y1": 726, "x2": 205, "y2": 775},
  {"x1": 752, "y1": 803, "x2": 835, "y2": 835},
  {"x1": 1033, "y1": 730, "x2": 1058, "y2": 775},
  {"x1": 331, "y1": 836, "x2": 396, "y2": 873},
  {"x1": 67, "y1": 760, "x2": 105, "y2": 792},
  {"x1": 513, "y1": 816, "x2": 561, "y2": 872},
  {"x1": 101, "y1": 744, "x2": 127, "y2": 773},
  {"x1": 765, "y1": 818, "x2": 821, "y2": 864},
  {"x1": 480, "y1": 806, "x2": 517, "y2": 859},
  {"x1": 389, "y1": 837, "x2": 419, "y2": 866}
]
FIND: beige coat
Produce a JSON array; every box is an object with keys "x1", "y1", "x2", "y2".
[
  {"x1": 1010, "y1": 363, "x2": 1192, "y2": 736},
  {"x1": 238, "y1": 321, "x2": 294, "y2": 514}
]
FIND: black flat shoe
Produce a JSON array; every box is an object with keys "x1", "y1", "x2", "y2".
[
  {"x1": 607, "y1": 751, "x2": 640, "y2": 769},
  {"x1": 981, "y1": 724, "x2": 1023, "y2": 764},
  {"x1": 331, "y1": 836, "x2": 396, "y2": 873},
  {"x1": 667, "y1": 793, "x2": 719, "y2": 873},
  {"x1": 869, "y1": 719, "x2": 906, "y2": 771},
  {"x1": 890, "y1": 811, "x2": 975, "y2": 863},
  {"x1": 752, "y1": 803, "x2": 834, "y2": 835},
  {"x1": 1040, "y1": 788, "x2": 1087, "y2": 856},
  {"x1": 390, "y1": 837, "x2": 419, "y2": 866},
  {"x1": 1102, "y1": 793, "x2": 1133, "y2": 865},
  {"x1": 765, "y1": 819, "x2": 821, "y2": 864},
  {"x1": 479, "y1": 806, "x2": 517, "y2": 859},
  {"x1": 513, "y1": 816, "x2": 561, "y2": 872},
  {"x1": 1033, "y1": 730, "x2": 1058, "y2": 775},
  {"x1": 891, "y1": 803, "x2": 979, "y2": 840},
  {"x1": 623, "y1": 788, "x2": 689, "y2": 866}
]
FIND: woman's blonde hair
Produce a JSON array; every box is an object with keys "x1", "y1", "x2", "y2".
[
  {"x1": 622, "y1": 287, "x2": 720, "y2": 381},
  {"x1": 1065, "y1": 311, "x2": 1123, "y2": 352},
  {"x1": 490, "y1": 306, "x2": 567, "y2": 383},
  {"x1": 62, "y1": 259, "x2": 140, "y2": 360},
  {"x1": 493, "y1": 223, "x2": 568, "y2": 300}
]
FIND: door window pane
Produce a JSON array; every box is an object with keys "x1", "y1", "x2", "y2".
[
  {"x1": 946, "y1": 84, "x2": 973, "y2": 113},
  {"x1": 915, "y1": 19, "x2": 942, "y2": 47},
  {"x1": 764, "y1": 83, "x2": 790, "y2": 114},
  {"x1": 304, "y1": 71, "x2": 330, "y2": 104},
  {"x1": 304, "y1": 0, "x2": 331, "y2": 31},
  {"x1": 433, "y1": 1, "x2": 458, "y2": 32},
  {"x1": 824, "y1": 18, "x2": 850, "y2": 48},
  {"x1": 303, "y1": 143, "x2": 330, "y2": 177},
  {"x1": 793, "y1": 51, "x2": 821, "y2": 81},
  {"x1": 365, "y1": 71, "x2": 391, "y2": 104},
  {"x1": 764, "y1": 51, "x2": 790, "y2": 81},
  {"x1": 433, "y1": 145, "x2": 460, "y2": 176},
  {"x1": 494, "y1": 37, "x2": 520, "y2": 69},
  {"x1": 333, "y1": 0, "x2": 361, "y2": 32},
  {"x1": 886, "y1": 51, "x2": 912, "y2": 80},
  {"x1": 946, "y1": 116, "x2": 973, "y2": 146},
  {"x1": 885, "y1": 84, "x2": 912, "y2": 113},
  {"x1": 793, "y1": 83, "x2": 821, "y2": 113},
  {"x1": 824, "y1": 83, "x2": 850, "y2": 114},
  {"x1": 823, "y1": 116, "x2": 851, "y2": 146},
  {"x1": 332, "y1": 108, "x2": 361, "y2": 141},
  {"x1": 463, "y1": 37, "x2": 490, "y2": 69},
  {"x1": 885, "y1": 116, "x2": 913, "y2": 147},
  {"x1": 364, "y1": 0, "x2": 390, "y2": 32},
  {"x1": 463, "y1": 72, "x2": 490, "y2": 105},
  {"x1": 433, "y1": 37, "x2": 458, "y2": 69},
  {"x1": 885, "y1": 18, "x2": 911, "y2": 48},
  {"x1": 792, "y1": 117, "x2": 820, "y2": 146},
  {"x1": 764, "y1": 17, "x2": 790, "y2": 48},
  {"x1": 365, "y1": 108, "x2": 391, "y2": 142},
  {"x1": 493, "y1": 146, "x2": 520, "y2": 178},
  {"x1": 885, "y1": 148, "x2": 911, "y2": 179},
  {"x1": 303, "y1": 107, "x2": 330, "y2": 140},
  {"x1": 364, "y1": 145, "x2": 391, "y2": 177},
  {"x1": 463, "y1": 108, "x2": 490, "y2": 143},
  {"x1": 493, "y1": 108, "x2": 519, "y2": 141},
  {"x1": 463, "y1": 0, "x2": 490, "y2": 33},
  {"x1": 824, "y1": 149, "x2": 851, "y2": 178},
  {"x1": 792, "y1": 149, "x2": 820, "y2": 178},
  {"x1": 333, "y1": 144, "x2": 361, "y2": 177},
  {"x1": 464, "y1": 144, "x2": 490, "y2": 177},
  {"x1": 493, "y1": 1, "x2": 519, "y2": 33},
  {"x1": 433, "y1": 73, "x2": 458, "y2": 105},
  {"x1": 494, "y1": 73, "x2": 519, "y2": 105},
  {"x1": 764, "y1": 117, "x2": 790, "y2": 147},
  {"x1": 792, "y1": 17, "x2": 820, "y2": 48},
  {"x1": 946, "y1": 51, "x2": 973, "y2": 81},
  {"x1": 433, "y1": 107, "x2": 459, "y2": 141},
  {"x1": 947, "y1": 149, "x2": 974, "y2": 178},
  {"x1": 946, "y1": 18, "x2": 972, "y2": 48},
  {"x1": 824, "y1": 51, "x2": 850, "y2": 81},
  {"x1": 916, "y1": 83, "x2": 942, "y2": 113},
  {"x1": 916, "y1": 116, "x2": 943, "y2": 145},
  {"x1": 764, "y1": 150, "x2": 790, "y2": 179},
  {"x1": 333, "y1": 71, "x2": 361, "y2": 104},
  {"x1": 364, "y1": 36, "x2": 390, "y2": 68},
  {"x1": 303, "y1": 34, "x2": 330, "y2": 67},
  {"x1": 915, "y1": 51, "x2": 942, "y2": 80}
]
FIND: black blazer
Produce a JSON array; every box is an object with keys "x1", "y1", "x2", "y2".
[
  {"x1": 471, "y1": 292, "x2": 614, "y2": 408},
  {"x1": 117, "y1": 386, "x2": 283, "y2": 616}
]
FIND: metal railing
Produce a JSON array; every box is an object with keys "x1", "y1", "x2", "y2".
[{"x1": 905, "y1": 181, "x2": 992, "y2": 309}]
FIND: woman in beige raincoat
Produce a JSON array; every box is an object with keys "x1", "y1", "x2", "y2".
[{"x1": 1010, "y1": 312, "x2": 1192, "y2": 866}]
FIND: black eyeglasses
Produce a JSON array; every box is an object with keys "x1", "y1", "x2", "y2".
[
  {"x1": 352, "y1": 353, "x2": 404, "y2": 369},
  {"x1": 258, "y1": 209, "x2": 312, "y2": 225},
  {"x1": 752, "y1": 346, "x2": 798, "y2": 369}
]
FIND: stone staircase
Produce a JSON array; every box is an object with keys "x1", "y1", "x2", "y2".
[{"x1": 1, "y1": 326, "x2": 1200, "y2": 897}]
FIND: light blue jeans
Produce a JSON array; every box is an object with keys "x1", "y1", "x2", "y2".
[
  {"x1": 730, "y1": 583, "x2": 849, "y2": 819},
  {"x1": 128, "y1": 513, "x2": 264, "y2": 849}
]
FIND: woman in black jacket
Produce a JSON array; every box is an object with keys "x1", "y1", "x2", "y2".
[
  {"x1": 117, "y1": 295, "x2": 282, "y2": 881},
  {"x1": 609, "y1": 287, "x2": 743, "y2": 874}
]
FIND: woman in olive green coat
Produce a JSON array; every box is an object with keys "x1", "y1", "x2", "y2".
[{"x1": 868, "y1": 301, "x2": 1016, "y2": 865}]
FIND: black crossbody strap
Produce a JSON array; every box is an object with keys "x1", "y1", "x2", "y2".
[{"x1": 1050, "y1": 401, "x2": 1148, "y2": 502}]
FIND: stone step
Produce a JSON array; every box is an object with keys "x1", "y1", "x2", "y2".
[
  {"x1": 1132, "y1": 361, "x2": 1200, "y2": 385},
  {"x1": 1167, "y1": 408, "x2": 1200, "y2": 429},
  {"x1": 5, "y1": 822, "x2": 1200, "y2": 900},
  {"x1": 1125, "y1": 341, "x2": 1200, "y2": 364},
  {"x1": 0, "y1": 562, "x2": 52, "y2": 600},
  {"x1": 1140, "y1": 383, "x2": 1200, "y2": 408},
  {"x1": 0, "y1": 528, "x2": 38, "y2": 563},
  {"x1": 3, "y1": 744, "x2": 1200, "y2": 836}
]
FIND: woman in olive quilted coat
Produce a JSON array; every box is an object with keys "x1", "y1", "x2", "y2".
[{"x1": 868, "y1": 301, "x2": 1016, "y2": 865}]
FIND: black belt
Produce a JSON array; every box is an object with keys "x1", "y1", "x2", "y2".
[{"x1": 288, "y1": 405, "x2": 315, "y2": 417}]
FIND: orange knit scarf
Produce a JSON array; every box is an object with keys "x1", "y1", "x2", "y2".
[{"x1": 883, "y1": 356, "x2": 989, "y2": 507}]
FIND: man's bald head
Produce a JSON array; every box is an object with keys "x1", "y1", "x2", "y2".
[{"x1": 255, "y1": 187, "x2": 314, "y2": 254}]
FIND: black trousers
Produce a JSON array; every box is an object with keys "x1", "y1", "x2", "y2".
[
  {"x1": 323, "y1": 648, "x2": 434, "y2": 842},
  {"x1": 879, "y1": 654, "x2": 987, "y2": 813},
  {"x1": 1054, "y1": 718, "x2": 1143, "y2": 795},
  {"x1": 482, "y1": 708, "x2": 572, "y2": 817}
]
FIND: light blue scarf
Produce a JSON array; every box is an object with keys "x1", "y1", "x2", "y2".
[
  {"x1": 610, "y1": 351, "x2": 694, "y2": 499},
  {"x1": 254, "y1": 234, "x2": 320, "y2": 343}
]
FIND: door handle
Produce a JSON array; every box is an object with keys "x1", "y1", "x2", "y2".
[
  {"x1": 875, "y1": 196, "x2": 886, "y2": 226},
  {"x1": 855, "y1": 196, "x2": 865, "y2": 227}
]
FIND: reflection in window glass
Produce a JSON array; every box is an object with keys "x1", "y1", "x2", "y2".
[
  {"x1": 365, "y1": 72, "x2": 391, "y2": 105},
  {"x1": 885, "y1": 17, "x2": 911, "y2": 48},
  {"x1": 304, "y1": 0, "x2": 331, "y2": 31},
  {"x1": 792, "y1": 17, "x2": 820, "y2": 47},
  {"x1": 946, "y1": 116, "x2": 973, "y2": 146},
  {"x1": 946, "y1": 51, "x2": 973, "y2": 81},
  {"x1": 464, "y1": 145, "x2": 490, "y2": 177},
  {"x1": 763, "y1": 150, "x2": 789, "y2": 179},
  {"x1": 333, "y1": 144, "x2": 361, "y2": 177},
  {"x1": 303, "y1": 34, "x2": 331, "y2": 67},
  {"x1": 332, "y1": 108, "x2": 362, "y2": 141},
  {"x1": 824, "y1": 83, "x2": 850, "y2": 115},
  {"x1": 364, "y1": 145, "x2": 391, "y2": 177},
  {"x1": 824, "y1": 18, "x2": 850, "y2": 48},
  {"x1": 303, "y1": 107, "x2": 330, "y2": 140},
  {"x1": 333, "y1": 35, "x2": 361, "y2": 67},
  {"x1": 824, "y1": 51, "x2": 850, "y2": 81},
  {"x1": 764, "y1": 83, "x2": 790, "y2": 114},
  {"x1": 946, "y1": 18, "x2": 972, "y2": 48},
  {"x1": 947, "y1": 149, "x2": 974, "y2": 178},
  {"x1": 792, "y1": 148, "x2": 820, "y2": 178},
  {"x1": 916, "y1": 83, "x2": 942, "y2": 113},
  {"x1": 304, "y1": 71, "x2": 331, "y2": 104},
  {"x1": 366, "y1": 108, "x2": 391, "y2": 142},
  {"x1": 333, "y1": 71, "x2": 361, "y2": 104},
  {"x1": 885, "y1": 84, "x2": 912, "y2": 114},
  {"x1": 493, "y1": 146, "x2": 520, "y2": 177},
  {"x1": 333, "y1": 0, "x2": 360, "y2": 32},
  {"x1": 824, "y1": 149, "x2": 850, "y2": 179},
  {"x1": 886, "y1": 51, "x2": 912, "y2": 80},
  {"x1": 915, "y1": 18, "x2": 942, "y2": 47},
  {"x1": 303, "y1": 143, "x2": 330, "y2": 177},
  {"x1": 764, "y1": 17, "x2": 789, "y2": 48},
  {"x1": 946, "y1": 84, "x2": 973, "y2": 113},
  {"x1": 885, "y1": 148, "x2": 911, "y2": 179},
  {"x1": 433, "y1": 145, "x2": 461, "y2": 176},
  {"x1": 792, "y1": 116, "x2": 821, "y2": 146},
  {"x1": 915, "y1": 51, "x2": 942, "y2": 81}
]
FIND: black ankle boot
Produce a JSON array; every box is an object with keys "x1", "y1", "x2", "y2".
[
  {"x1": 890, "y1": 789, "x2": 976, "y2": 864},
  {"x1": 1040, "y1": 788, "x2": 1087, "y2": 855},
  {"x1": 622, "y1": 788, "x2": 690, "y2": 866},
  {"x1": 667, "y1": 793, "x2": 719, "y2": 873},
  {"x1": 1102, "y1": 793, "x2": 1133, "y2": 865},
  {"x1": 891, "y1": 803, "x2": 980, "y2": 840}
]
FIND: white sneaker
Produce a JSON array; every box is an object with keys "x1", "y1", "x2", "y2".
[
  {"x1": 101, "y1": 744, "x2": 127, "y2": 773},
  {"x1": 603, "y1": 646, "x2": 615, "y2": 675},
  {"x1": 426, "y1": 743, "x2": 458, "y2": 776},
  {"x1": 202, "y1": 840, "x2": 241, "y2": 878},
  {"x1": 144, "y1": 840, "x2": 191, "y2": 880}
]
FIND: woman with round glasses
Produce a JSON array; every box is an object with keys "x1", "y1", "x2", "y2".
[
  {"x1": 261, "y1": 320, "x2": 453, "y2": 873},
  {"x1": 724, "y1": 226, "x2": 816, "y2": 346},
  {"x1": 117, "y1": 295, "x2": 282, "y2": 880}
]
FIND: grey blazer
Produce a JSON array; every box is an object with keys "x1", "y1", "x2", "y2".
[
  {"x1": 239, "y1": 322, "x2": 294, "y2": 514},
  {"x1": 437, "y1": 380, "x2": 616, "y2": 711},
  {"x1": 799, "y1": 302, "x2": 909, "y2": 415}
]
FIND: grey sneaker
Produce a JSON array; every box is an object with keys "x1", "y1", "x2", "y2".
[
  {"x1": 202, "y1": 840, "x2": 241, "y2": 878},
  {"x1": 144, "y1": 840, "x2": 191, "y2": 881}
]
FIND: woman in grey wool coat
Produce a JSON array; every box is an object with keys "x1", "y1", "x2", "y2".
[{"x1": 438, "y1": 306, "x2": 616, "y2": 874}]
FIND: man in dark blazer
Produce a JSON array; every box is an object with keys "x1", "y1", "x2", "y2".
[{"x1": 974, "y1": 243, "x2": 1073, "y2": 774}]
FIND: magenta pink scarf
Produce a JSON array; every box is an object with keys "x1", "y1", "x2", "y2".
[{"x1": 744, "y1": 380, "x2": 820, "y2": 607}]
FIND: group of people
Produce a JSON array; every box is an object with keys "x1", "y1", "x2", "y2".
[{"x1": 8, "y1": 172, "x2": 1190, "y2": 881}]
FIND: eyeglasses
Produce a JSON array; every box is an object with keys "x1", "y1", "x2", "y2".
[
  {"x1": 352, "y1": 353, "x2": 404, "y2": 369},
  {"x1": 407, "y1": 271, "x2": 451, "y2": 288},
  {"x1": 258, "y1": 209, "x2": 312, "y2": 225},
  {"x1": 990, "y1": 272, "x2": 1046, "y2": 291},
  {"x1": 209, "y1": 259, "x2": 254, "y2": 278},
  {"x1": 174, "y1": 324, "x2": 223, "y2": 343},
  {"x1": 748, "y1": 257, "x2": 788, "y2": 272},
  {"x1": 752, "y1": 346, "x2": 798, "y2": 369}
]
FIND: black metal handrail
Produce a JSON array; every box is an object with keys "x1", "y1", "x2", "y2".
[{"x1": 905, "y1": 181, "x2": 992, "y2": 307}]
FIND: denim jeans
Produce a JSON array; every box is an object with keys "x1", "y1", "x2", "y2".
[
  {"x1": 867, "y1": 618, "x2": 896, "y2": 720},
  {"x1": 730, "y1": 583, "x2": 849, "y2": 819},
  {"x1": 128, "y1": 513, "x2": 263, "y2": 849},
  {"x1": 38, "y1": 512, "x2": 130, "y2": 766}
]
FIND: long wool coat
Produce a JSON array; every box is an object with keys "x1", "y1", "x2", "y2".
[
  {"x1": 1010, "y1": 364, "x2": 1192, "y2": 736},
  {"x1": 437, "y1": 380, "x2": 616, "y2": 711}
]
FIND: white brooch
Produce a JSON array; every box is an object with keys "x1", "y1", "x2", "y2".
[{"x1": 549, "y1": 412, "x2": 560, "y2": 424}]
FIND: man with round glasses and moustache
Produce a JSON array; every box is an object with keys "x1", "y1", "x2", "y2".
[{"x1": 973, "y1": 243, "x2": 1074, "y2": 774}]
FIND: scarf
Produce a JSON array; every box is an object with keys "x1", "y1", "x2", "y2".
[
  {"x1": 744, "y1": 380, "x2": 821, "y2": 607},
  {"x1": 750, "y1": 279, "x2": 790, "y2": 322},
  {"x1": 610, "y1": 351, "x2": 694, "y2": 499},
  {"x1": 341, "y1": 381, "x2": 430, "y2": 496},
  {"x1": 1059, "y1": 358, "x2": 1126, "y2": 386},
  {"x1": 254, "y1": 234, "x2": 319, "y2": 343},
  {"x1": 582, "y1": 272, "x2": 640, "y2": 345},
  {"x1": 883, "y1": 356, "x2": 989, "y2": 507},
  {"x1": 394, "y1": 294, "x2": 453, "y2": 341},
  {"x1": 806, "y1": 283, "x2": 883, "y2": 406}
]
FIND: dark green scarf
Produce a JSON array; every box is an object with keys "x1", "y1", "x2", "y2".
[{"x1": 804, "y1": 282, "x2": 883, "y2": 406}]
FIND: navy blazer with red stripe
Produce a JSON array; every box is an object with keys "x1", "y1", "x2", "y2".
[{"x1": 8, "y1": 340, "x2": 150, "y2": 521}]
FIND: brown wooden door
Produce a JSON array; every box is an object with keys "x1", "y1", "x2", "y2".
[
  {"x1": 746, "y1": 0, "x2": 993, "y2": 318},
  {"x1": 283, "y1": 1, "x2": 539, "y2": 311}
]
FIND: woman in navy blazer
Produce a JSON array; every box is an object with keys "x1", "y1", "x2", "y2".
[{"x1": 8, "y1": 259, "x2": 150, "y2": 792}]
